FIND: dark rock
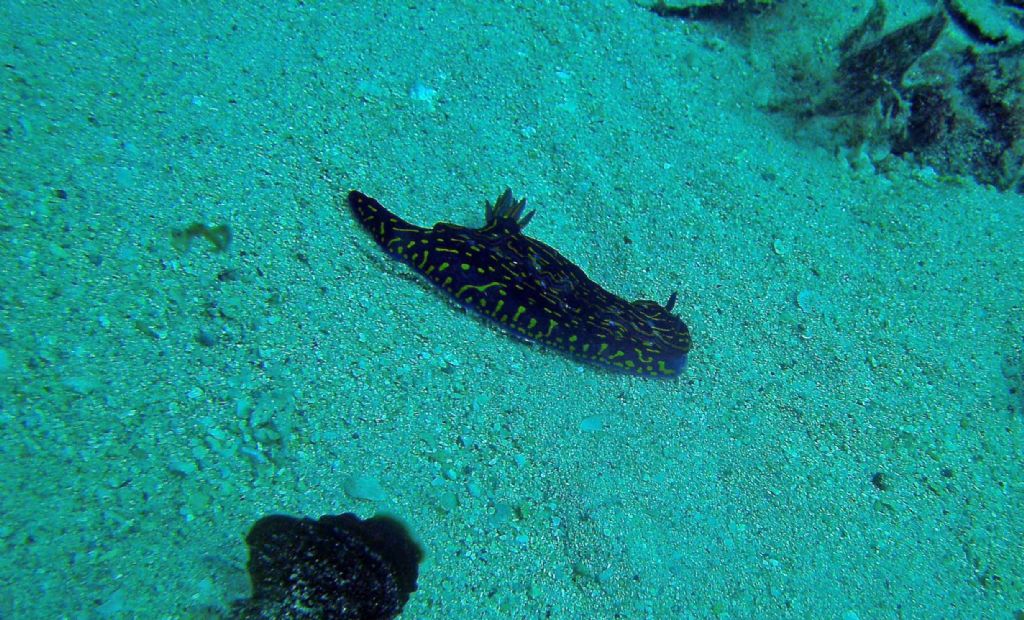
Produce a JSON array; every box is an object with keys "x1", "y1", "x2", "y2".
[
  {"x1": 943, "y1": 0, "x2": 1024, "y2": 47},
  {"x1": 899, "y1": 44, "x2": 1024, "y2": 191},
  {"x1": 231, "y1": 513, "x2": 423, "y2": 620},
  {"x1": 770, "y1": 2, "x2": 1023, "y2": 192},
  {"x1": 644, "y1": 0, "x2": 781, "y2": 22},
  {"x1": 815, "y1": 8, "x2": 947, "y2": 116},
  {"x1": 892, "y1": 85, "x2": 955, "y2": 154}
]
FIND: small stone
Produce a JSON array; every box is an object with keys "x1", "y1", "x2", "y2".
[
  {"x1": 489, "y1": 502, "x2": 514, "y2": 527},
  {"x1": 438, "y1": 491, "x2": 458, "y2": 512},
  {"x1": 168, "y1": 458, "x2": 198, "y2": 477},
  {"x1": 579, "y1": 415, "x2": 605, "y2": 432},
  {"x1": 195, "y1": 329, "x2": 217, "y2": 347},
  {"x1": 344, "y1": 474, "x2": 387, "y2": 501},
  {"x1": 235, "y1": 513, "x2": 422, "y2": 619},
  {"x1": 796, "y1": 289, "x2": 818, "y2": 313},
  {"x1": 63, "y1": 375, "x2": 99, "y2": 395},
  {"x1": 409, "y1": 82, "x2": 437, "y2": 110}
]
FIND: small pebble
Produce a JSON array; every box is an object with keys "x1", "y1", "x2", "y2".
[
  {"x1": 195, "y1": 329, "x2": 217, "y2": 347},
  {"x1": 344, "y1": 474, "x2": 386, "y2": 501},
  {"x1": 168, "y1": 458, "x2": 198, "y2": 477},
  {"x1": 438, "y1": 491, "x2": 458, "y2": 512},
  {"x1": 796, "y1": 289, "x2": 818, "y2": 313},
  {"x1": 409, "y1": 82, "x2": 437, "y2": 109},
  {"x1": 63, "y1": 375, "x2": 99, "y2": 395},
  {"x1": 489, "y1": 502, "x2": 514, "y2": 527}
]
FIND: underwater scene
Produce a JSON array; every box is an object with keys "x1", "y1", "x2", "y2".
[{"x1": 1, "y1": 1, "x2": 1022, "y2": 618}]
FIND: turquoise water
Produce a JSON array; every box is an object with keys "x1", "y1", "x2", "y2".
[{"x1": 1, "y1": 1, "x2": 1022, "y2": 618}]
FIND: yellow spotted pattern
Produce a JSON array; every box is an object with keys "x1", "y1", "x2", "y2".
[{"x1": 347, "y1": 189, "x2": 691, "y2": 377}]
